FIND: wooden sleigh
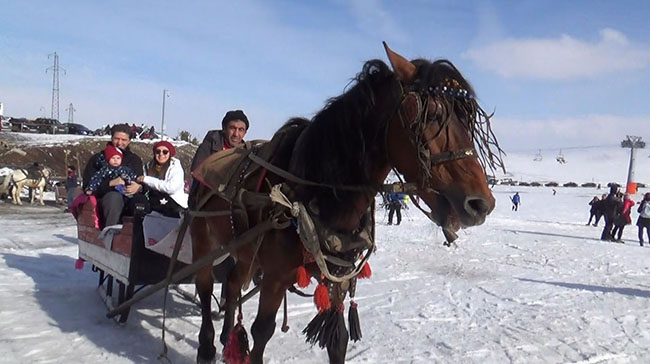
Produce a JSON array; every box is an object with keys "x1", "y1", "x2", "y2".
[{"x1": 74, "y1": 195, "x2": 203, "y2": 323}]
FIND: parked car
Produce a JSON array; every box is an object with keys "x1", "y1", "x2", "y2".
[
  {"x1": 64, "y1": 123, "x2": 93, "y2": 135},
  {"x1": 0, "y1": 116, "x2": 11, "y2": 131},
  {"x1": 10, "y1": 118, "x2": 38, "y2": 132},
  {"x1": 34, "y1": 118, "x2": 68, "y2": 134}
]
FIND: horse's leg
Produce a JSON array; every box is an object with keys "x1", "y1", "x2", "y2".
[
  {"x1": 13, "y1": 184, "x2": 22, "y2": 205},
  {"x1": 219, "y1": 260, "x2": 246, "y2": 346},
  {"x1": 326, "y1": 311, "x2": 349, "y2": 364},
  {"x1": 249, "y1": 277, "x2": 286, "y2": 364},
  {"x1": 39, "y1": 186, "x2": 45, "y2": 205},
  {"x1": 192, "y1": 217, "x2": 217, "y2": 364}
]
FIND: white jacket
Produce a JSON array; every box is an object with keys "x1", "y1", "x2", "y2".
[{"x1": 143, "y1": 157, "x2": 188, "y2": 208}]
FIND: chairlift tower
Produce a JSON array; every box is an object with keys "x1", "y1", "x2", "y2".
[
  {"x1": 66, "y1": 103, "x2": 75, "y2": 122},
  {"x1": 621, "y1": 136, "x2": 645, "y2": 194},
  {"x1": 46, "y1": 52, "x2": 66, "y2": 121}
]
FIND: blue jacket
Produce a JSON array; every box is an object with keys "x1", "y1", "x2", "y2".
[
  {"x1": 512, "y1": 194, "x2": 520, "y2": 204},
  {"x1": 86, "y1": 165, "x2": 138, "y2": 194}
]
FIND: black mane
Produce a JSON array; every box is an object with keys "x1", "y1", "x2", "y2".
[{"x1": 288, "y1": 60, "x2": 399, "y2": 196}]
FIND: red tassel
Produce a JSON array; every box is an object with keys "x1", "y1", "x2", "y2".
[
  {"x1": 314, "y1": 283, "x2": 331, "y2": 313},
  {"x1": 296, "y1": 266, "x2": 311, "y2": 288},
  {"x1": 358, "y1": 262, "x2": 372, "y2": 279},
  {"x1": 74, "y1": 258, "x2": 85, "y2": 270},
  {"x1": 223, "y1": 323, "x2": 250, "y2": 364}
]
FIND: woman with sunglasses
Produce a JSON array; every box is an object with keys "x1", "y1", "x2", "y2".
[{"x1": 137, "y1": 140, "x2": 187, "y2": 217}]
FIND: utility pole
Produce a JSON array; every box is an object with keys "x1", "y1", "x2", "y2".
[
  {"x1": 46, "y1": 52, "x2": 65, "y2": 121},
  {"x1": 65, "y1": 103, "x2": 75, "y2": 122},
  {"x1": 161, "y1": 89, "x2": 170, "y2": 140},
  {"x1": 621, "y1": 135, "x2": 645, "y2": 194}
]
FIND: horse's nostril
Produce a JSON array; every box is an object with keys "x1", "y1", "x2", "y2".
[{"x1": 465, "y1": 197, "x2": 490, "y2": 216}]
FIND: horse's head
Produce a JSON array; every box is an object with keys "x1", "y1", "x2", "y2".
[
  {"x1": 40, "y1": 167, "x2": 52, "y2": 180},
  {"x1": 383, "y1": 43, "x2": 504, "y2": 230}
]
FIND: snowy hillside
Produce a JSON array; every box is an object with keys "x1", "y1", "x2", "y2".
[{"x1": 498, "y1": 146, "x2": 649, "y2": 186}]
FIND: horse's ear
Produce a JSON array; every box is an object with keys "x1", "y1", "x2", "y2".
[{"x1": 383, "y1": 41, "x2": 416, "y2": 83}]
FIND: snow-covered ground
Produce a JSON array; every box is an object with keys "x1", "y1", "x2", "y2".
[{"x1": 1, "y1": 185, "x2": 650, "y2": 364}]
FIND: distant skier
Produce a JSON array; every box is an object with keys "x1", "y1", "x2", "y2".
[
  {"x1": 387, "y1": 193, "x2": 405, "y2": 225},
  {"x1": 510, "y1": 192, "x2": 521, "y2": 211}
]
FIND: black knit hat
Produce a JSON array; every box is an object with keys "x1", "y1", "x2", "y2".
[{"x1": 221, "y1": 110, "x2": 249, "y2": 130}]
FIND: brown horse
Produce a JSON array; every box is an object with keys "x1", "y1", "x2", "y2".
[{"x1": 189, "y1": 43, "x2": 503, "y2": 364}]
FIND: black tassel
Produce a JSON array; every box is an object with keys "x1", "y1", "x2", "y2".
[
  {"x1": 348, "y1": 301, "x2": 362, "y2": 342},
  {"x1": 303, "y1": 310, "x2": 328, "y2": 346},
  {"x1": 303, "y1": 308, "x2": 347, "y2": 349}
]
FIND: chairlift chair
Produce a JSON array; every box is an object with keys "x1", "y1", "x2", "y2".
[{"x1": 556, "y1": 149, "x2": 566, "y2": 164}]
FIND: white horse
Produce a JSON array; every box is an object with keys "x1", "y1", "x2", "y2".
[{"x1": 0, "y1": 167, "x2": 52, "y2": 205}]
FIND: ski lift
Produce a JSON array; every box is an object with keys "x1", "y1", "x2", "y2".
[
  {"x1": 533, "y1": 149, "x2": 542, "y2": 162},
  {"x1": 556, "y1": 149, "x2": 566, "y2": 164}
]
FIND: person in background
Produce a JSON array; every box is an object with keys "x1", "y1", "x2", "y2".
[
  {"x1": 65, "y1": 165, "x2": 78, "y2": 208},
  {"x1": 600, "y1": 185, "x2": 622, "y2": 241},
  {"x1": 586, "y1": 196, "x2": 600, "y2": 226},
  {"x1": 511, "y1": 192, "x2": 521, "y2": 211},
  {"x1": 387, "y1": 192, "x2": 405, "y2": 225},
  {"x1": 593, "y1": 193, "x2": 607, "y2": 227},
  {"x1": 611, "y1": 193, "x2": 634, "y2": 243},
  {"x1": 637, "y1": 192, "x2": 650, "y2": 247},
  {"x1": 137, "y1": 141, "x2": 187, "y2": 217}
]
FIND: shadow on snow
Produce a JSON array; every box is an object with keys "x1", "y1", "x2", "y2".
[
  {"x1": 2, "y1": 252, "x2": 202, "y2": 362},
  {"x1": 518, "y1": 278, "x2": 650, "y2": 298}
]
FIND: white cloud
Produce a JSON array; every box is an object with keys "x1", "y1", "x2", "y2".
[
  {"x1": 492, "y1": 114, "x2": 650, "y2": 151},
  {"x1": 464, "y1": 29, "x2": 650, "y2": 79},
  {"x1": 344, "y1": 0, "x2": 409, "y2": 43}
]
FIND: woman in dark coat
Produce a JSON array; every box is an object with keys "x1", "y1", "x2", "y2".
[
  {"x1": 637, "y1": 192, "x2": 650, "y2": 246},
  {"x1": 587, "y1": 196, "x2": 600, "y2": 226}
]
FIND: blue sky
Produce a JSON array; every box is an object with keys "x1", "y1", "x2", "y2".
[{"x1": 1, "y1": 0, "x2": 649, "y2": 152}]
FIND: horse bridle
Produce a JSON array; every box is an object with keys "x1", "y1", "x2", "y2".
[{"x1": 388, "y1": 83, "x2": 478, "y2": 190}]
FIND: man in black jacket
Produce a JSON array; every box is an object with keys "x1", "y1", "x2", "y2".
[
  {"x1": 82, "y1": 124, "x2": 148, "y2": 226},
  {"x1": 188, "y1": 110, "x2": 249, "y2": 309},
  {"x1": 600, "y1": 185, "x2": 622, "y2": 241},
  {"x1": 190, "y1": 109, "x2": 249, "y2": 172}
]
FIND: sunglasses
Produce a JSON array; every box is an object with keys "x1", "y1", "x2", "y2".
[{"x1": 154, "y1": 149, "x2": 170, "y2": 155}]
